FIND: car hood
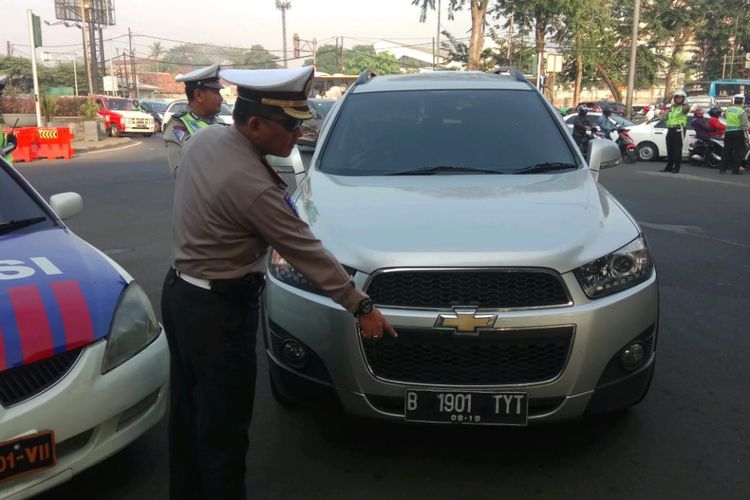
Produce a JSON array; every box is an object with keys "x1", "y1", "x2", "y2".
[
  {"x1": 0, "y1": 228, "x2": 126, "y2": 372},
  {"x1": 115, "y1": 110, "x2": 153, "y2": 119},
  {"x1": 295, "y1": 168, "x2": 640, "y2": 274}
]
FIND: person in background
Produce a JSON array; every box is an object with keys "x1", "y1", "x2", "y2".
[
  {"x1": 720, "y1": 94, "x2": 748, "y2": 175},
  {"x1": 659, "y1": 90, "x2": 690, "y2": 173},
  {"x1": 597, "y1": 107, "x2": 617, "y2": 140},
  {"x1": 691, "y1": 108, "x2": 711, "y2": 142},
  {"x1": 707, "y1": 107, "x2": 726, "y2": 138},
  {"x1": 572, "y1": 104, "x2": 597, "y2": 154}
]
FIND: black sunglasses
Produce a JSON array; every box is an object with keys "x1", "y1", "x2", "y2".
[{"x1": 263, "y1": 115, "x2": 303, "y2": 132}]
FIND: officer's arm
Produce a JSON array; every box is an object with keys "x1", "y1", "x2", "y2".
[
  {"x1": 163, "y1": 120, "x2": 186, "y2": 177},
  {"x1": 246, "y1": 187, "x2": 368, "y2": 314}
]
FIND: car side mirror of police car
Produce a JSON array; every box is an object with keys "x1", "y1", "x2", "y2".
[
  {"x1": 587, "y1": 139, "x2": 621, "y2": 182},
  {"x1": 50, "y1": 192, "x2": 83, "y2": 220}
]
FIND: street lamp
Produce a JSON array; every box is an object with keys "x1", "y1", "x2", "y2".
[{"x1": 275, "y1": 0, "x2": 291, "y2": 68}]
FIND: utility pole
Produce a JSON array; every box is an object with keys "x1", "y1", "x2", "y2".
[
  {"x1": 6, "y1": 41, "x2": 11, "y2": 57},
  {"x1": 312, "y1": 37, "x2": 317, "y2": 67},
  {"x1": 625, "y1": 0, "x2": 641, "y2": 119},
  {"x1": 122, "y1": 50, "x2": 130, "y2": 97},
  {"x1": 433, "y1": 38, "x2": 436, "y2": 70},
  {"x1": 723, "y1": 54, "x2": 727, "y2": 79},
  {"x1": 80, "y1": 2, "x2": 94, "y2": 95},
  {"x1": 507, "y1": 15, "x2": 514, "y2": 64},
  {"x1": 435, "y1": 0, "x2": 441, "y2": 69},
  {"x1": 129, "y1": 28, "x2": 138, "y2": 98},
  {"x1": 72, "y1": 53, "x2": 79, "y2": 97},
  {"x1": 275, "y1": 1, "x2": 291, "y2": 68},
  {"x1": 86, "y1": 5, "x2": 98, "y2": 92},
  {"x1": 27, "y1": 10, "x2": 42, "y2": 127}
]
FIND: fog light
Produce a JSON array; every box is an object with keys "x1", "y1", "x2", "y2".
[
  {"x1": 620, "y1": 342, "x2": 645, "y2": 370},
  {"x1": 282, "y1": 339, "x2": 308, "y2": 369}
]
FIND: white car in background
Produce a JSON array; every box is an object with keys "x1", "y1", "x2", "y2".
[
  {"x1": 565, "y1": 112, "x2": 698, "y2": 161},
  {"x1": 162, "y1": 100, "x2": 234, "y2": 131},
  {"x1": 0, "y1": 152, "x2": 169, "y2": 498}
]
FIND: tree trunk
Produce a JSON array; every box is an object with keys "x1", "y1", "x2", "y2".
[
  {"x1": 663, "y1": 38, "x2": 687, "y2": 105},
  {"x1": 573, "y1": 33, "x2": 583, "y2": 105},
  {"x1": 467, "y1": 0, "x2": 489, "y2": 70},
  {"x1": 534, "y1": 9, "x2": 546, "y2": 84},
  {"x1": 596, "y1": 64, "x2": 622, "y2": 102}
]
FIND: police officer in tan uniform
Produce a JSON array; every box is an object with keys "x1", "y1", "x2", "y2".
[
  {"x1": 163, "y1": 64, "x2": 225, "y2": 176},
  {"x1": 161, "y1": 66, "x2": 396, "y2": 500}
]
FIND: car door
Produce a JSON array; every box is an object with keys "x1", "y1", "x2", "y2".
[{"x1": 651, "y1": 119, "x2": 669, "y2": 154}]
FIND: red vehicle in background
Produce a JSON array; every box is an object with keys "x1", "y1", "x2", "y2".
[{"x1": 93, "y1": 96, "x2": 155, "y2": 137}]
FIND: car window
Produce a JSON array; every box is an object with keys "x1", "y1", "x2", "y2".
[
  {"x1": 654, "y1": 120, "x2": 667, "y2": 129},
  {"x1": 611, "y1": 115, "x2": 634, "y2": 127},
  {"x1": 145, "y1": 101, "x2": 167, "y2": 113},
  {"x1": 0, "y1": 164, "x2": 55, "y2": 234},
  {"x1": 320, "y1": 89, "x2": 576, "y2": 175},
  {"x1": 104, "y1": 98, "x2": 133, "y2": 111},
  {"x1": 565, "y1": 115, "x2": 576, "y2": 125},
  {"x1": 310, "y1": 100, "x2": 334, "y2": 119}
]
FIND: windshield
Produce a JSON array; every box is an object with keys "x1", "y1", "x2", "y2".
[
  {"x1": 319, "y1": 89, "x2": 576, "y2": 175},
  {"x1": 104, "y1": 98, "x2": 134, "y2": 111},
  {"x1": 144, "y1": 101, "x2": 167, "y2": 113},
  {"x1": 0, "y1": 163, "x2": 55, "y2": 235}
]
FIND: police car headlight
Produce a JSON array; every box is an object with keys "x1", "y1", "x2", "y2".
[
  {"x1": 574, "y1": 236, "x2": 653, "y2": 299},
  {"x1": 269, "y1": 250, "x2": 322, "y2": 294},
  {"x1": 102, "y1": 282, "x2": 160, "y2": 373}
]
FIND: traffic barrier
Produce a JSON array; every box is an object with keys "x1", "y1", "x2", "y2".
[
  {"x1": 3, "y1": 127, "x2": 40, "y2": 163},
  {"x1": 37, "y1": 127, "x2": 75, "y2": 160}
]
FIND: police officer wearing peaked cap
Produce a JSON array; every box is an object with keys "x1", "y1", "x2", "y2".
[
  {"x1": 163, "y1": 63, "x2": 225, "y2": 177},
  {"x1": 160, "y1": 65, "x2": 397, "y2": 500}
]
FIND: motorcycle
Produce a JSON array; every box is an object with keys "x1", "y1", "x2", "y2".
[
  {"x1": 613, "y1": 127, "x2": 638, "y2": 163},
  {"x1": 688, "y1": 137, "x2": 723, "y2": 168}
]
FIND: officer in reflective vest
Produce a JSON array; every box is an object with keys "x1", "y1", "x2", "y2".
[
  {"x1": 721, "y1": 94, "x2": 748, "y2": 175},
  {"x1": 0, "y1": 75, "x2": 16, "y2": 165},
  {"x1": 163, "y1": 64, "x2": 225, "y2": 177},
  {"x1": 660, "y1": 90, "x2": 690, "y2": 173}
]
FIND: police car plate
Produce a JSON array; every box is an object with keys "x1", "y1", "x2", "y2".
[
  {"x1": 404, "y1": 389, "x2": 528, "y2": 426},
  {"x1": 0, "y1": 431, "x2": 56, "y2": 484}
]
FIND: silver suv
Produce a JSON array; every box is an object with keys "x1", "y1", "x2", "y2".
[{"x1": 263, "y1": 71, "x2": 658, "y2": 425}]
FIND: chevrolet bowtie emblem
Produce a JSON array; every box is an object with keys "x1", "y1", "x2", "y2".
[{"x1": 435, "y1": 308, "x2": 497, "y2": 335}]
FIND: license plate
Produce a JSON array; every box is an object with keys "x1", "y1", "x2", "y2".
[
  {"x1": 0, "y1": 431, "x2": 56, "y2": 484},
  {"x1": 405, "y1": 389, "x2": 528, "y2": 426}
]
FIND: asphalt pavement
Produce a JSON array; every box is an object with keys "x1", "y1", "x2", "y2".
[{"x1": 14, "y1": 136, "x2": 750, "y2": 499}]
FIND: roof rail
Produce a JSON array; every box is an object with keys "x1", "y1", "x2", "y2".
[
  {"x1": 492, "y1": 66, "x2": 527, "y2": 83},
  {"x1": 353, "y1": 68, "x2": 376, "y2": 87}
]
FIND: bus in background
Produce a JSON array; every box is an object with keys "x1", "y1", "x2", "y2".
[{"x1": 708, "y1": 79, "x2": 750, "y2": 106}]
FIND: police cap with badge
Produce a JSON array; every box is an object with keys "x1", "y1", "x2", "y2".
[
  {"x1": 220, "y1": 66, "x2": 315, "y2": 131},
  {"x1": 176, "y1": 64, "x2": 224, "y2": 93}
]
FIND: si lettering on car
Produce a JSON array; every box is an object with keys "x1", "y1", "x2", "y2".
[{"x1": 0, "y1": 258, "x2": 63, "y2": 280}]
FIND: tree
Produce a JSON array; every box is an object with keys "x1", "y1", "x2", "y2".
[
  {"x1": 304, "y1": 43, "x2": 340, "y2": 74},
  {"x1": 149, "y1": 41, "x2": 164, "y2": 71},
  {"x1": 345, "y1": 45, "x2": 401, "y2": 74},
  {"x1": 244, "y1": 45, "x2": 281, "y2": 68},
  {"x1": 412, "y1": 0, "x2": 492, "y2": 70}
]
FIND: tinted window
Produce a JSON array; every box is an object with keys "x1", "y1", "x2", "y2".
[
  {"x1": 320, "y1": 90, "x2": 576, "y2": 175},
  {"x1": 310, "y1": 100, "x2": 334, "y2": 119},
  {"x1": 144, "y1": 101, "x2": 167, "y2": 113},
  {"x1": 0, "y1": 164, "x2": 54, "y2": 233},
  {"x1": 105, "y1": 98, "x2": 133, "y2": 111}
]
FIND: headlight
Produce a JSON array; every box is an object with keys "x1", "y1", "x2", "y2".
[
  {"x1": 102, "y1": 282, "x2": 160, "y2": 373},
  {"x1": 574, "y1": 236, "x2": 653, "y2": 299},
  {"x1": 269, "y1": 250, "x2": 323, "y2": 294},
  {"x1": 269, "y1": 250, "x2": 356, "y2": 294}
]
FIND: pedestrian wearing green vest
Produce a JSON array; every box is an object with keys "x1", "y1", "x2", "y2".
[
  {"x1": 660, "y1": 90, "x2": 690, "y2": 173},
  {"x1": 163, "y1": 64, "x2": 225, "y2": 177},
  {"x1": 720, "y1": 94, "x2": 747, "y2": 175}
]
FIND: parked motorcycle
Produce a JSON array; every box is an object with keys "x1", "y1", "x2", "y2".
[{"x1": 688, "y1": 137, "x2": 723, "y2": 168}]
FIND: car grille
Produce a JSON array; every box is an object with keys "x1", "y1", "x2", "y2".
[
  {"x1": 0, "y1": 349, "x2": 83, "y2": 407},
  {"x1": 366, "y1": 270, "x2": 570, "y2": 309},
  {"x1": 362, "y1": 327, "x2": 573, "y2": 385}
]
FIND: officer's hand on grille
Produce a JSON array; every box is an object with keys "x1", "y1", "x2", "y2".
[{"x1": 358, "y1": 308, "x2": 398, "y2": 341}]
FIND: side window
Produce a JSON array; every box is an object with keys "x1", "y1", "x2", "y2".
[
  {"x1": 654, "y1": 120, "x2": 667, "y2": 129},
  {"x1": 565, "y1": 116, "x2": 576, "y2": 125}
]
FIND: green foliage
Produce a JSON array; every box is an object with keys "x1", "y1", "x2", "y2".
[
  {"x1": 345, "y1": 45, "x2": 401, "y2": 75},
  {"x1": 79, "y1": 100, "x2": 99, "y2": 120},
  {"x1": 244, "y1": 45, "x2": 281, "y2": 69},
  {"x1": 304, "y1": 44, "x2": 340, "y2": 74},
  {"x1": 40, "y1": 95, "x2": 60, "y2": 121}
]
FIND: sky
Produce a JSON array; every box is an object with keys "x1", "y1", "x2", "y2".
[{"x1": 3, "y1": 0, "x2": 474, "y2": 66}]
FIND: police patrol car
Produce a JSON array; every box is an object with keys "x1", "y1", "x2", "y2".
[{"x1": 0, "y1": 148, "x2": 168, "y2": 498}]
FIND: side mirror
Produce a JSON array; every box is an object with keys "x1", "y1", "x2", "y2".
[
  {"x1": 587, "y1": 139, "x2": 621, "y2": 181},
  {"x1": 49, "y1": 192, "x2": 83, "y2": 220}
]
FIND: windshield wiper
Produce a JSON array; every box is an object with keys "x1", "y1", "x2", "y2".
[
  {"x1": 0, "y1": 217, "x2": 47, "y2": 235},
  {"x1": 512, "y1": 162, "x2": 578, "y2": 174},
  {"x1": 387, "y1": 165, "x2": 505, "y2": 176}
]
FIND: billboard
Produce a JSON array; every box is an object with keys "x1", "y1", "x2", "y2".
[{"x1": 54, "y1": 0, "x2": 116, "y2": 26}]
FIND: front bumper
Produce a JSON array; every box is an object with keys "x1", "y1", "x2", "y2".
[
  {"x1": 264, "y1": 270, "x2": 658, "y2": 424},
  {"x1": 0, "y1": 330, "x2": 169, "y2": 499}
]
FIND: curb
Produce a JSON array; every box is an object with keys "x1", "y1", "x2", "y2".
[{"x1": 73, "y1": 138, "x2": 134, "y2": 155}]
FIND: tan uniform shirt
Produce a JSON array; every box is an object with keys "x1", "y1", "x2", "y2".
[
  {"x1": 172, "y1": 124, "x2": 368, "y2": 314},
  {"x1": 163, "y1": 107, "x2": 222, "y2": 177}
]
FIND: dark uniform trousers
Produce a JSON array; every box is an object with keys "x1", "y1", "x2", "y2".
[
  {"x1": 722, "y1": 130, "x2": 746, "y2": 173},
  {"x1": 161, "y1": 267, "x2": 264, "y2": 500},
  {"x1": 664, "y1": 127, "x2": 683, "y2": 172}
]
